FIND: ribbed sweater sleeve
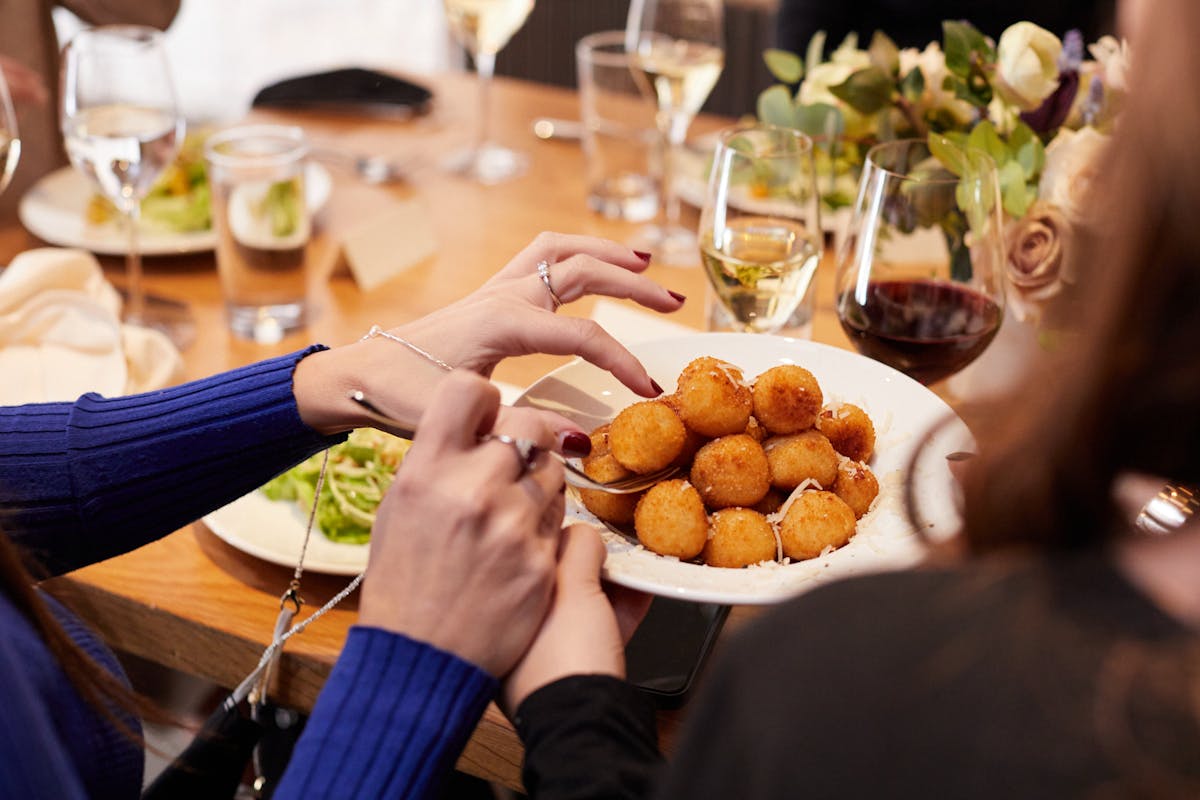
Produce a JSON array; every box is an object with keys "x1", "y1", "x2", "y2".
[
  {"x1": 515, "y1": 675, "x2": 662, "y2": 800},
  {"x1": 0, "y1": 346, "x2": 344, "y2": 575},
  {"x1": 274, "y1": 626, "x2": 498, "y2": 800}
]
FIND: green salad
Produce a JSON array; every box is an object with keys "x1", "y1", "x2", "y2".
[
  {"x1": 261, "y1": 429, "x2": 411, "y2": 544},
  {"x1": 86, "y1": 131, "x2": 212, "y2": 232}
]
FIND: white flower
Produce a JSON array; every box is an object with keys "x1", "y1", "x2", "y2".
[
  {"x1": 1038, "y1": 126, "x2": 1110, "y2": 225},
  {"x1": 993, "y1": 22, "x2": 1063, "y2": 111},
  {"x1": 799, "y1": 60, "x2": 875, "y2": 138},
  {"x1": 1088, "y1": 35, "x2": 1130, "y2": 92},
  {"x1": 898, "y1": 42, "x2": 975, "y2": 125}
]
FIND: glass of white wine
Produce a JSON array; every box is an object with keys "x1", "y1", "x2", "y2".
[
  {"x1": 0, "y1": 68, "x2": 20, "y2": 197},
  {"x1": 61, "y1": 25, "x2": 192, "y2": 346},
  {"x1": 626, "y1": 0, "x2": 723, "y2": 266},
  {"x1": 442, "y1": 0, "x2": 535, "y2": 185},
  {"x1": 699, "y1": 124, "x2": 823, "y2": 334}
]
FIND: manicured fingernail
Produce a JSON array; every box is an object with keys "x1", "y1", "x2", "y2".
[
  {"x1": 650, "y1": 379, "x2": 665, "y2": 396},
  {"x1": 634, "y1": 250, "x2": 652, "y2": 263},
  {"x1": 668, "y1": 290, "x2": 687, "y2": 303},
  {"x1": 562, "y1": 432, "x2": 592, "y2": 458}
]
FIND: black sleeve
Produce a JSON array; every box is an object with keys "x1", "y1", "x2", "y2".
[{"x1": 514, "y1": 675, "x2": 662, "y2": 800}]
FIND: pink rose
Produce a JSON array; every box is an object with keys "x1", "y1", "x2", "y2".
[{"x1": 1005, "y1": 201, "x2": 1071, "y2": 321}]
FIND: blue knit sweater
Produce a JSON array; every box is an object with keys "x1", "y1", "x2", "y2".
[{"x1": 0, "y1": 348, "x2": 497, "y2": 798}]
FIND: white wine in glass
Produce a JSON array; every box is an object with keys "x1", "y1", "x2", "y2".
[
  {"x1": 0, "y1": 67, "x2": 20, "y2": 197},
  {"x1": 699, "y1": 125, "x2": 823, "y2": 333},
  {"x1": 443, "y1": 0, "x2": 535, "y2": 185},
  {"x1": 61, "y1": 26, "x2": 192, "y2": 347},
  {"x1": 626, "y1": 0, "x2": 723, "y2": 266}
]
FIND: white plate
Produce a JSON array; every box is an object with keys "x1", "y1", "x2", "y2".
[
  {"x1": 18, "y1": 163, "x2": 332, "y2": 257},
  {"x1": 515, "y1": 333, "x2": 970, "y2": 606},
  {"x1": 200, "y1": 381, "x2": 526, "y2": 574}
]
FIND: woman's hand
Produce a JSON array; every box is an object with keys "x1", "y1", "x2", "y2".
[
  {"x1": 389, "y1": 232, "x2": 684, "y2": 396},
  {"x1": 501, "y1": 524, "x2": 652, "y2": 713},
  {"x1": 357, "y1": 371, "x2": 567, "y2": 676}
]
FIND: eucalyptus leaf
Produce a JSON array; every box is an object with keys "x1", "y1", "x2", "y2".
[
  {"x1": 757, "y1": 84, "x2": 796, "y2": 127},
  {"x1": 966, "y1": 121, "x2": 1007, "y2": 165},
  {"x1": 794, "y1": 103, "x2": 844, "y2": 137},
  {"x1": 928, "y1": 133, "x2": 968, "y2": 176},
  {"x1": 830, "y1": 66, "x2": 893, "y2": 114},
  {"x1": 764, "y1": 48, "x2": 804, "y2": 84},
  {"x1": 805, "y1": 31, "x2": 828, "y2": 77},
  {"x1": 998, "y1": 160, "x2": 1033, "y2": 217},
  {"x1": 900, "y1": 66, "x2": 925, "y2": 103},
  {"x1": 1009, "y1": 123, "x2": 1045, "y2": 179},
  {"x1": 868, "y1": 31, "x2": 900, "y2": 75}
]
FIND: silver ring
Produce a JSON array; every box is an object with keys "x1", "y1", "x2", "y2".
[
  {"x1": 1135, "y1": 483, "x2": 1199, "y2": 535},
  {"x1": 536, "y1": 260, "x2": 564, "y2": 310},
  {"x1": 488, "y1": 434, "x2": 542, "y2": 476}
]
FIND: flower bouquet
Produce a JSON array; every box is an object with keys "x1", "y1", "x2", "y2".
[{"x1": 757, "y1": 21, "x2": 1128, "y2": 324}]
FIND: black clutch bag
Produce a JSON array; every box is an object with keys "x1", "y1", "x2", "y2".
[{"x1": 252, "y1": 67, "x2": 433, "y2": 117}]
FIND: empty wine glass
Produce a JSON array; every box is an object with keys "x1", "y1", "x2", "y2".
[
  {"x1": 61, "y1": 25, "x2": 192, "y2": 346},
  {"x1": 835, "y1": 139, "x2": 1006, "y2": 385},
  {"x1": 699, "y1": 124, "x2": 823, "y2": 334},
  {"x1": 442, "y1": 0, "x2": 535, "y2": 185},
  {"x1": 626, "y1": 0, "x2": 724, "y2": 266},
  {"x1": 0, "y1": 67, "x2": 20, "y2": 197}
]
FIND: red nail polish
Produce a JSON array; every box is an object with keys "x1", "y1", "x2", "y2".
[
  {"x1": 668, "y1": 290, "x2": 687, "y2": 303},
  {"x1": 562, "y1": 432, "x2": 593, "y2": 458},
  {"x1": 650, "y1": 379, "x2": 665, "y2": 396},
  {"x1": 634, "y1": 250, "x2": 652, "y2": 263}
]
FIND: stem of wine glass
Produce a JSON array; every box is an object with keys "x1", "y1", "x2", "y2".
[
  {"x1": 474, "y1": 50, "x2": 497, "y2": 154},
  {"x1": 659, "y1": 111, "x2": 691, "y2": 228},
  {"x1": 122, "y1": 198, "x2": 146, "y2": 325}
]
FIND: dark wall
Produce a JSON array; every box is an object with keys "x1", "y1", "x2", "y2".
[{"x1": 494, "y1": 0, "x2": 778, "y2": 119}]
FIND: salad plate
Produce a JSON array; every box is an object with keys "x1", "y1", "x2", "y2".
[
  {"x1": 17, "y1": 162, "x2": 332, "y2": 257},
  {"x1": 516, "y1": 333, "x2": 970, "y2": 606}
]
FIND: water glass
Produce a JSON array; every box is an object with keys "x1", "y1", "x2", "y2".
[
  {"x1": 576, "y1": 31, "x2": 658, "y2": 222},
  {"x1": 205, "y1": 125, "x2": 311, "y2": 344}
]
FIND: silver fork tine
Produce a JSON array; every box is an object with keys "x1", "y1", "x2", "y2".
[{"x1": 348, "y1": 391, "x2": 677, "y2": 494}]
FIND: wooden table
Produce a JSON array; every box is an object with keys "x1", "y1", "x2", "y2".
[{"x1": 2, "y1": 72, "x2": 854, "y2": 790}]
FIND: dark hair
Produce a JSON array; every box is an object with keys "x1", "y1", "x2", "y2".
[
  {"x1": 0, "y1": 529, "x2": 161, "y2": 740},
  {"x1": 960, "y1": 0, "x2": 1200, "y2": 554}
]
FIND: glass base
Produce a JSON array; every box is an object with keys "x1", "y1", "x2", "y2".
[
  {"x1": 226, "y1": 301, "x2": 306, "y2": 345},
  {"x1": 119, "y1": 290, "x2": 196, "y2": 350},
  {"x1": 443, "y1": 142, "x2": 528, "y2": 185},
  {"x1": 629, "y1": 223, "x2": 698, "y2": 268}
]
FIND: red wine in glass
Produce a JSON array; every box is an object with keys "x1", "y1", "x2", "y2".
[{"x1": 838, "y1": 279, "x2": 1002, "y2": 385}]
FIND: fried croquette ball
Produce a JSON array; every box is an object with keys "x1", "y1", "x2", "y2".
[
  {"x1": 675, "y1": 427, "x2": 708, "y2": 468},
  {"x1": 779, "y1": 491, "x2": 857, "y2": 560},
  {"x1": 578, "y1": 453, "x2": 641, "y2": 525},
  {"x1": 674, "y1": 357, "x2": 752, "y2": 437},
  {"x1": 689, "y1": 434, "x2": 770, "y2": 509},
  {"x1": 609, "y1": 401, "x2": 686, "y2": 474},
  {"x1": 752, "y1": 488, "x2": 788, "y2": 516},
  {"x1": 588, "y1": 424, "x2": 612, "y2": 458},
  {"x1": 817, "y1": 403, "x2": 876, "y2": 462},
  {"x1": 744, "y1": 416, "x2": 767, "y2": 442},
  {"x1": 763, "y1": 430, "x2": 839, "y2": 491},
  {"x1": 833, "y1": 459, "x2": 879, "y2": 519},
  {"x1": 634, "y1": 480, "x2": 708, "y2": 559},
  {"x1": 752, "y1": 365, "x2": 823, "y2": 435},
  {"x1": 702, "y1": 508, "x2": 777, "y2": 568}
]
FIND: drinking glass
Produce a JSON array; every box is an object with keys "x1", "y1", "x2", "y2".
[
  {"x1": 834, "y1": 139, "x2": 1006, "y2": 386},
  {"x1": 442, "y1": 0, "x2": 535, "y2": 185},
  {"x1": 626, "y1": 0, "x2": 724, "y2": 265},
  {"x1": 698, "y1": 124, "x2": 823, "y2": 334},
  {"x1": 0, "y1": 69, "x2": 20, "y2": 197},
  {"x1": 61, "y1": 25, "x2": 192, "y2": 346}
]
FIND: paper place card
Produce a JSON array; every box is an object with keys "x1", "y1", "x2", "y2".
[{"x1": 339, "y1": 198, "x2": 437, "y2": 291}]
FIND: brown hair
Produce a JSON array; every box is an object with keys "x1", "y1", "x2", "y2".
[{"x1": 960, "y1": 0, "x2": 1200, "y2": 554}]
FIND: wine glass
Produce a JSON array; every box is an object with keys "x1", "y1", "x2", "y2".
[
  {"x1": 626, "y1": 0, "x2": 724, "y2": 266},
  {"x1": 442, "y1": 0, "x2": 535, "y2": 185},
  {"x1": 834, "y1": 139, "x2": 1006, "y2": 386},
  {"x1": 60, "y1": 25, "x2": 193, "y2": 346},
  {"x1": 698, "y1": 124, "x2": 823, "y2": 334},
  {"x1": 0, "y1": 68, "x2": 20, "y2": 197}
]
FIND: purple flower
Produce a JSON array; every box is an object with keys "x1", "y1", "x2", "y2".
[
  {"x1": 1020, "y1": 70, "x2": 1080, "y2": 134},
  {"x1": 1058, "y1": 29, "x2": 1084, "y2": 72}
]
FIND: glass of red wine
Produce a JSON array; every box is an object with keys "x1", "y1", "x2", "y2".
[{"x1": 834, "y1": 139, "x2": 1005, "y2": 386}]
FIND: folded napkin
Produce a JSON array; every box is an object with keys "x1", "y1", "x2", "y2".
[
  {"x1": 589, "y1": 298, "x2": 697, "y2": 346},
  {"x1": 252, "y1": 68, "x2": 433, "y2": 117},
  {"x1": 0, "y1": 248, "x2": 183, "y2": 404}
]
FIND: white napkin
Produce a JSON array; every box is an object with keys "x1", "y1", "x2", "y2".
[
  {"x1": 588, "y1": 298, "x2": 697, "y2": 347},
  {"x1": 0, "y1": 248, "x2": 183, "y2": 404}
]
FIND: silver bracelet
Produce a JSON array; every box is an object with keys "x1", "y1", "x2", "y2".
[
  {"x1": 1135, "y1": 483, "x2": 1199, "y2": 535},
  {"x1": 360, "y1": 325, "x2": 453, "y2": 373}
]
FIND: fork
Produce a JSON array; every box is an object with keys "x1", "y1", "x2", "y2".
[
  {"x1": 348, "y1": 391, "x2": 677, "y2": 494},
  {"x1": 312, "y1": 147, "x2": 408, "y2": 185}
]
